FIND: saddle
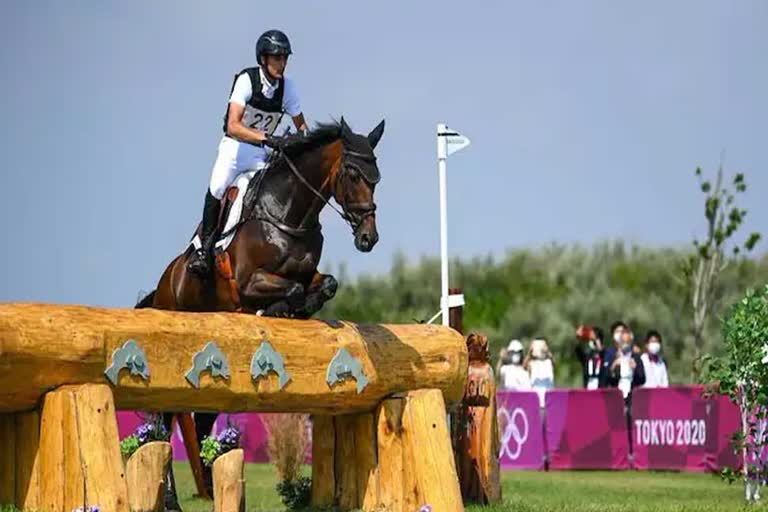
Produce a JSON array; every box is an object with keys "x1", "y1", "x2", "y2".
[{"x1": 188, "y1": 166, "x2": 267, "y2": 256}]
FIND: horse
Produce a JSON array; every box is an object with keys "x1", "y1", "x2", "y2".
[
  {"x1": 135, "y1": 117, "x2": 384, "y2": 505},
  {"x1": 137, "y1": 117, "x2": 384, "y2": 317}
]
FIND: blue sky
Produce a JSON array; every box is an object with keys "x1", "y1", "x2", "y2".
[{"x1": 1, "y1": 1, "x2": 766, "y2": 307}]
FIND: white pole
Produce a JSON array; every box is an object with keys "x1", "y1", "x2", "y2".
[{"x1": 437, "y1": 123, "x2": 449, "y2": 326}]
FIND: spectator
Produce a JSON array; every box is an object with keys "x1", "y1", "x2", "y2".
[
  {"x1": 498, "y1": 339, "x2": 531, "y2": 391},
  {"x1": 641, "y1": 330, "x2": 669, "y2": 388},
  {"x1": 575, "y1": 325, "x2": 607, "y2": 389},
  {"x1": 526, "y1": 337, "x2": 554, "y2": 407},
  {"x1": 608, "y1": 327, "x2": 646, "y2": 400}
]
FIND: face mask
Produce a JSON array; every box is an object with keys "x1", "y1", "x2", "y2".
[
  {"x1": 621, "y1": 343, "x2": 632, "y2": 355},
  {"x1": 511, "y1": 353, "x2": 522, "y2": 364},
  {"x1": 614, "y1": 332, "x2": 623, "y2": 344},
  {"x1": 648, "y1": 342, "x2": 661, "y2": 355}
]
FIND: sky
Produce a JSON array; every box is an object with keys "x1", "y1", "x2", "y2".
[{"x1": 0, "y1": 1, "x2": 766, "y2": 308}]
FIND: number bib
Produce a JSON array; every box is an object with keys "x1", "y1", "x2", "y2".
[{"x1": 242, "y1": 107, "x2": 283, "y2": 136}]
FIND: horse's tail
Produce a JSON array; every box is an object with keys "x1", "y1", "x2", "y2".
[{"x1": 135, "y1": 289, "x2": 157, "y2": 309}]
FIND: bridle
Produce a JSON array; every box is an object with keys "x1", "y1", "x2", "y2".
[{"x1": 279, "y1": 146, "x2": 377, "y2": 233}]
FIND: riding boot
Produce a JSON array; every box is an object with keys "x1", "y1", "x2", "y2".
[{"x1": 187, "y1": 190, "x2": 221, "y2": 276}]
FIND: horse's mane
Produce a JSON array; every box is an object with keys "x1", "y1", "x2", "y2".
[{"x1": 278, "y1": 121, "x2": 342, "y2": 157}]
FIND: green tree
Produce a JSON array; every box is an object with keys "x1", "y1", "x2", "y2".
[{"x1": 684, "y1": 167, "x2": 761, "y2": 380}]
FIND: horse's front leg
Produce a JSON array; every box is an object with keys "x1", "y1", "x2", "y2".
[
  {"x1": 294, "y1": 272, "x2": 338, "y2": 319},
  {"x1": 240, "y1": 270, "x2": 305, "y2": 317}
]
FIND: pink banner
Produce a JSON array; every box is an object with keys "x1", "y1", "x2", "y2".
[
  {"x1": 630, "y1": 386, "x2": 711, "y2": 471},
  {"x1": 117, "y1": 412, "x2": 311, "y2": 464},
  {"x1": 630, "y1": 386, "x2": 741, "y2": 472},
  {"x1": 496, "y1": 391, "x2": 545, "y2": 470},
  {"x1": 544, "y1": 389, "x2": 629, "y2": 470}
]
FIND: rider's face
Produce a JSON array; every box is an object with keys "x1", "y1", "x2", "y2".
[{"x1": 263, "y1": 55, "x2": 288, "y2": 79}]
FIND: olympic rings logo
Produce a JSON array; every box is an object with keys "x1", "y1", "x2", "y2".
[{"x1": 498, "y1": 406, "x2": 529, "y2": 460}]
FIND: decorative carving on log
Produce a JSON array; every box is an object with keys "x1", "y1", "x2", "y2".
[
  {"x1": 250, "y1": 341, "x2": 290, "y2": 390},
  {"x1": 105, "y1": 339, "x2": 150, "y2": 385},
  {"x1": 327, "y1": 348, "x2": 369, "y2": 393},
  {"x1": 185, "y1": 341, "x2": 230, "y2": 389}
]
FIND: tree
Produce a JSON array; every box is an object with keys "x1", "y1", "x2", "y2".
[
  {"x1": 703, "y1": 285, "x2": 768, "y2": 502},
  {"x1": 684, "y1": 166, "x2": 761, "y2": 379}
]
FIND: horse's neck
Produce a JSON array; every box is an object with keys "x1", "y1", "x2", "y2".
[{"x1": 261, "y1": 141, "x2": 340, "y2": 228}]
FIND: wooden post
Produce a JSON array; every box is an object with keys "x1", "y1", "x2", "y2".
[
  {"x1": 125, "y1": 441, "x2": 172, "y2": 512},
  {"x1": 310, "y1": 415, "x2": 335, "y2": 507},
  {"x1": 212, "y1": 448, "x2": 245, "y2": 512},
  {"x1": 334, "y1": 413, "x2": 378, "y2": 510},
  {"x1": 448, "y1": 287, "x2": 464, "y2": 334},
  {"x1": 0, "y1": 414, "x2": 15, "y2": 504},
  {"x1": 15, "y1": 411, "x2": 42, "y2": 510},
  {"x1": 452, "y1": 333, "x2": 501, "y2": 504},
  {"x1": 176, "y1": 413, "x2": 211, "y2": 499},
  {"x1": 38, "y1": 383, "x2": 129, "y2": 512}
]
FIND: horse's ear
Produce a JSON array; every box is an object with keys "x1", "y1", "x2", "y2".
[
  {"x1": 340, "y1": 117, "x2": 352, "y2": 139},
  {"x1": 367, "y1": 119, "x2": 385, "y2": 149}
]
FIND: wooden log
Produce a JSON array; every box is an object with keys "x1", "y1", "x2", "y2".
[
  {"x1": 376, "y1": 399, "x2": 413, "y2": 512},
  {"x1": 401, "y1": 389, "x2": 463, "y2": 512},
  {"x1": 38, "y1": 384, "x2": 129, "y2": 512},
  {"x1": 310, "y1": 415, "x2": 335, "y2": 507},
  {"x1": 0, "y1": 303, "x2": 467, "y2": 414},
  {"x1": 212, "y1": 448, "x2": 245, "y2": 512},
  {"x1": 125, "y1": 441, "x2": 172, "y2": 512},
  {"x1": 15, "y1": 410, "x2": 41, "y2": 510},
  {"x1": 334, "y1": 413, "x2": 378, "y2": 510},
  {"x1": 0, "y1": 414, "x2": 14, "y2": 504}
]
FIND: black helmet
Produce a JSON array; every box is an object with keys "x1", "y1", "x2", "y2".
[{"x1": 256, "y1": 30, "x2": 292, "y2": 63}]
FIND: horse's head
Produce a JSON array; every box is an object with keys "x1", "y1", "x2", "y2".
[{"x1": 334, "y1": 117, "x2": 385, "y2": 252}]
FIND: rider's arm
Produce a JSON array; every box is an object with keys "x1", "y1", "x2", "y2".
[
  {"x1": 292, "y1": 113, "x2": 308, "y2": 133},
  {"x1": 225, "y1": 102, "x2": 268, "y2": 145}
]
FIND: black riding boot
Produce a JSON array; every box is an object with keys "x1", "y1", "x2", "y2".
[{"x1": 187, "y1": 191, "x2": 221, "y2": 276}]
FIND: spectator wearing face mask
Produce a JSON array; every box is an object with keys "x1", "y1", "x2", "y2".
[
  {"x1": 525, "y1": 337, "x2": 555, "y2": 407},
  {"x1": 498, "y1": 339, "x2": 532, "y2": 391},
  {"x1": 641, "y1": 330, "x2": 669, "y2": 388},
  {"x1": 575, "y1": 325, "x2": 607, "y2": 389},
  {"x1": 608, "y1": 327, "x2": 646, "y2": 401}
]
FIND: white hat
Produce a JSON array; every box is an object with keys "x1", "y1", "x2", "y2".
[{"x1": 507, "y1": 339, "x2": 524, "y2": 352}]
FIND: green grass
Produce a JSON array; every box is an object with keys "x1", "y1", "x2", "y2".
[
  {"x1": 170, "y1": 462, "x2": 760, "y2": 512},
  {"x1": 0, "y1": 465, "x2": 760, "y2": 511}
]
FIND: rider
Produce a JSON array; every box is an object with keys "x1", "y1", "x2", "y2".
[{"x1": 187, "y1": 29, "x2": 309, "y2": 276}]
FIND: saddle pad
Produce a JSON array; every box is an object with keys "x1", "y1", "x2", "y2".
[{"x1": 189, "y1": 166, "x2": 264, "y2": 254}]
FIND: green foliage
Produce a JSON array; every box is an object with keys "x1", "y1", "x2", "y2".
[
  {"x1": 119, "y1": 434, "x2": 140, "y2": 458},
  {"x1": 200, "y1": 436, "x2": 221, "y2": 467},
  {"x1": 319, "y1": 242, "x2": 768, "y2": 387},
  {"x1": 701, "y1": 285, "x2": 768, "y2": 501},
  {"x1": 275, "y1": 476, "x2": 312, "y2": 510}
]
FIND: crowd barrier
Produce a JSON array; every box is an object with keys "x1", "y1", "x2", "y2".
[{"x1": 118, "y1": 386, "x2": 741, "y2": 473}]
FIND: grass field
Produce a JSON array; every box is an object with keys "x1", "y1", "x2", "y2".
[
  {"x1": 168, "y1": 462, "x2": 757, "y2": 512},
  {"x1": 0, "y1": 463, "x2": 755, "y2": 511}
]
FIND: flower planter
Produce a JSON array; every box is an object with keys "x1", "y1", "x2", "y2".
[
  {"x1": 124, "y1": 441, "x2": 172, "y2": 512},
  {"x1": 212, "y1": 448, "x2": 245, "y2": 512}
]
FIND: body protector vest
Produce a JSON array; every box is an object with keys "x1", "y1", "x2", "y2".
[{"x1": 223, "y1": 67, "x2": 285, "y2": 135}]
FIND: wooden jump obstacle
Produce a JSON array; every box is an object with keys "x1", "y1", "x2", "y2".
[{"x1": 0, "y1": 303, "x2": 468, "y2": 512}]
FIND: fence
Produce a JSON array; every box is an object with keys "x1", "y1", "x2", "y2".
[{"x1": 119, "y1": 386, "x2": 740, "y2": 473}]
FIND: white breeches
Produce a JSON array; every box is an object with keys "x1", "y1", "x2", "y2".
[{"x1": 208, "y1": 136, "x2": 269, "y2": 199}]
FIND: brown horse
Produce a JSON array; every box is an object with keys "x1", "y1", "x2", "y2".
[
  {"x1": 138, "y1": 118, "x2": 384, "y2": 317},
  {"x1": 136, "y1": 118, "x2": 384, "y2": 505}
]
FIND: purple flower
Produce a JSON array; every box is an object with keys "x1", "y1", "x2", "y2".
[
  {"x1": 418, "y1": 506, "x2": 432, "y2": 512},
  {"x1": 217, "y1": 425, "x2": 241, "y2": 451}
]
